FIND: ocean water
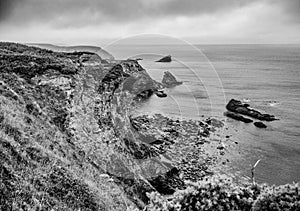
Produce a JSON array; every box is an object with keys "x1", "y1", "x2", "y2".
[{"x1": 105, "y1": 44, "x2": 300, "y2": 185}]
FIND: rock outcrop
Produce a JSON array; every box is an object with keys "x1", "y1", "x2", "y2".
[
  {"x1": 156, "y1": 55, "x2": 172, "y2": 62},
  {"x1": 161, "y1": 71, "x2": 183, "y2": 88},
  {"x1": 226, "y1": 99, "x2": 278, "y2": 121},
  {"x1": 154, "y1": 90, "x2": 167, "y2": 98},
  {"x1": 224, "y1": 111, "x2": 253, "y2": 123},
  {"x1": 254, "y1": 121, "x2": 267, "y2": 128}
]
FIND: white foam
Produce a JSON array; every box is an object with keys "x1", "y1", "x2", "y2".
[{"x1": 242, "y1": 98, "x2": 251, "y2": 103}]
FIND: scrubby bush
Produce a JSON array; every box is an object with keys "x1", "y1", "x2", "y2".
[
  {"x1": 146, "y1": 175, "x2": 299, "y2": 211},
  {"x1": 252, "y1": 184, "x2": 300, "y2": 211}
]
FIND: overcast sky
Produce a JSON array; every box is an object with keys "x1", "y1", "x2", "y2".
[{"x1": 0, "y1": 0, "x2": 299, "y2": 45}]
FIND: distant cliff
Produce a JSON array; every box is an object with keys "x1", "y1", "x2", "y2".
[{"x1": 28, "y1": 43, "x2": 115, "y2": 60}]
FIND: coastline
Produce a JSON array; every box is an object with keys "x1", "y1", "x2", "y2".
[{"x1": 0, "y1": 42, "x2": 298, "y2": 210}]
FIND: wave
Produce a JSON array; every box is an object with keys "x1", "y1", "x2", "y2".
[
  {"x1": 267, "y1": 101, "x2": 280, "y2": 107},
  {"x1": 242, "y1": 98, "x2": 251, "y2": 103}
]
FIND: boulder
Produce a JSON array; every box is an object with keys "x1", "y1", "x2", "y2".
[
  {"x1": 148, "y1": 167, "x2": 184, "y2": 195},
  {"x1": 224, "y1": 111, "x2": 253, "y2": 123},
  {"x1": 154, "y1": 90, "x2": 167, "y2": 98},
  {"x1": 156, "y1": 55, "x2": 172, "y2": 62},
  {"x1": 161, "y1": 71, "x2": 183, "y2": 88},
  {"x1": 206, "y1": 118, "x2": 224, "y2": 128},
  {"x1": 254, "y1": 121, "x2": 267, "y2": 128},
  {"x1": 226, "y1": 99, "x2": 278, "y2": 121}
]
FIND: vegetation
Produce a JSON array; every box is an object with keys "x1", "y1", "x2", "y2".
[{"x1": 146, "y1": 175, "x2": 299, "y2": 211}]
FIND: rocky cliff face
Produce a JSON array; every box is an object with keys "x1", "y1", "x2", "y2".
[{"x1": 0, "y1": 42, "x2": 171, "y2": 210}]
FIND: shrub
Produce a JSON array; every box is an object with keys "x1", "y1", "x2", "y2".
[{"x1": 146, "y1": 175, "x2": 299, "y2": 211}]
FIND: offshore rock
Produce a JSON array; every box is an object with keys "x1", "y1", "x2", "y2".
[
  {"x1": 224, "y1": 111, "x2": 253, "y2": 123},
  {"x1": 226, "y1": 99, "x2": 278, "y2": 121},
  {"x1": 161, "y1": 71, "x2": 183, "y2": 88},
  {"x1": 254, "y1": 121, "x2": 267, "y2": 128},
  {"x1": 154, "y1": 90, "x2": 167, "y2": 98},
  {"x1": 156, "y1": 55, "x2": 172, "y2": 62}
]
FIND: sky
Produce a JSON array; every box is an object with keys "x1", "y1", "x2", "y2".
[{"x1": 0, "y1": 0, "x2": 299, "y2": 45}]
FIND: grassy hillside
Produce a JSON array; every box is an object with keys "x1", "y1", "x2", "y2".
[
  {"x1": 0, "y1": 42, "x2": 167, "y2": 210},
  {"x1": 28, "y1": 43, "x2": 115, "y2": 60}
]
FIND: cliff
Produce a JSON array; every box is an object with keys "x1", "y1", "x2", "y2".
[
  {"x1": 0, "y1": 42, "x2": 169, "y2": 210},
  {"x1": 28, "y1": 43, "x2": 115, "y2": 61},
  {"x1": 1, "y1": 42, "x2": 298, "y2": 211}
]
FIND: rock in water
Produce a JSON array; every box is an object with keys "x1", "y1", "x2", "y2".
[
  {"x1": 154, "y1": 90, "x2": 167, "y2": 98},
  {"x1": 156, "y1": 55, "x2": 172, "y2": 62},
  {"x1": 254, "y1": 121, "x2": 267, "y2": 128},
  {"x1": 224, "y1": 111, "x2": 253, "y2": 123},
  {"x1": 161, "y1": 71, "x2": 183, "y2": 88},
  {"x1": 226, "y1": 99, "x2": 278, "y2": 121}
]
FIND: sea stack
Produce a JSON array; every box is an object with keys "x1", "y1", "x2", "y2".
[
  {"x1": 161, "y1": 71, "x2": 183, "y2": 88},
  {"x1": 156, "y1": 55, "x2": 172, "y2": 62}
]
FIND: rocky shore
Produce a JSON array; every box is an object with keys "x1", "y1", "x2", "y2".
[{"x1": 0, "y1": 42, "x2": 232, "y2": 210}]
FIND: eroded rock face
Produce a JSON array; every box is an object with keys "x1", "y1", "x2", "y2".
[
  {"x1": 0, "y1": 43, "x2": 113, "y2": 210},
  {"x1": 226, "y1": 99, "x2": 278, "y2": 121},
  {"x1": 161, "y1": 71, "x2": 183, "y2": 88},
  {"x1": 120, "y1": 60, "x2": 163, "y2": 101}
]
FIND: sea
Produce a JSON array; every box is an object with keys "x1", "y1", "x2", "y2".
[{"x1": 104, "y1": 43, "x2": 300, "y2": 185}]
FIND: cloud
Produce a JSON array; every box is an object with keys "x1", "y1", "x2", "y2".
[
  {"x1": 0, "y1": 0, "x2": 19, "y2": 21},
  {"x1": 1, "y1": 0, "x2": 300, "y2": 26},
  {"x1": 272, "y1": 0, "x2": 300, "y2": 22},
  {"x1": 0, "y1": 0, "x2": 258, "y2": 27},
  {"x1": 0, "y1": 0, "x2": 299, "y2": 44}
]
